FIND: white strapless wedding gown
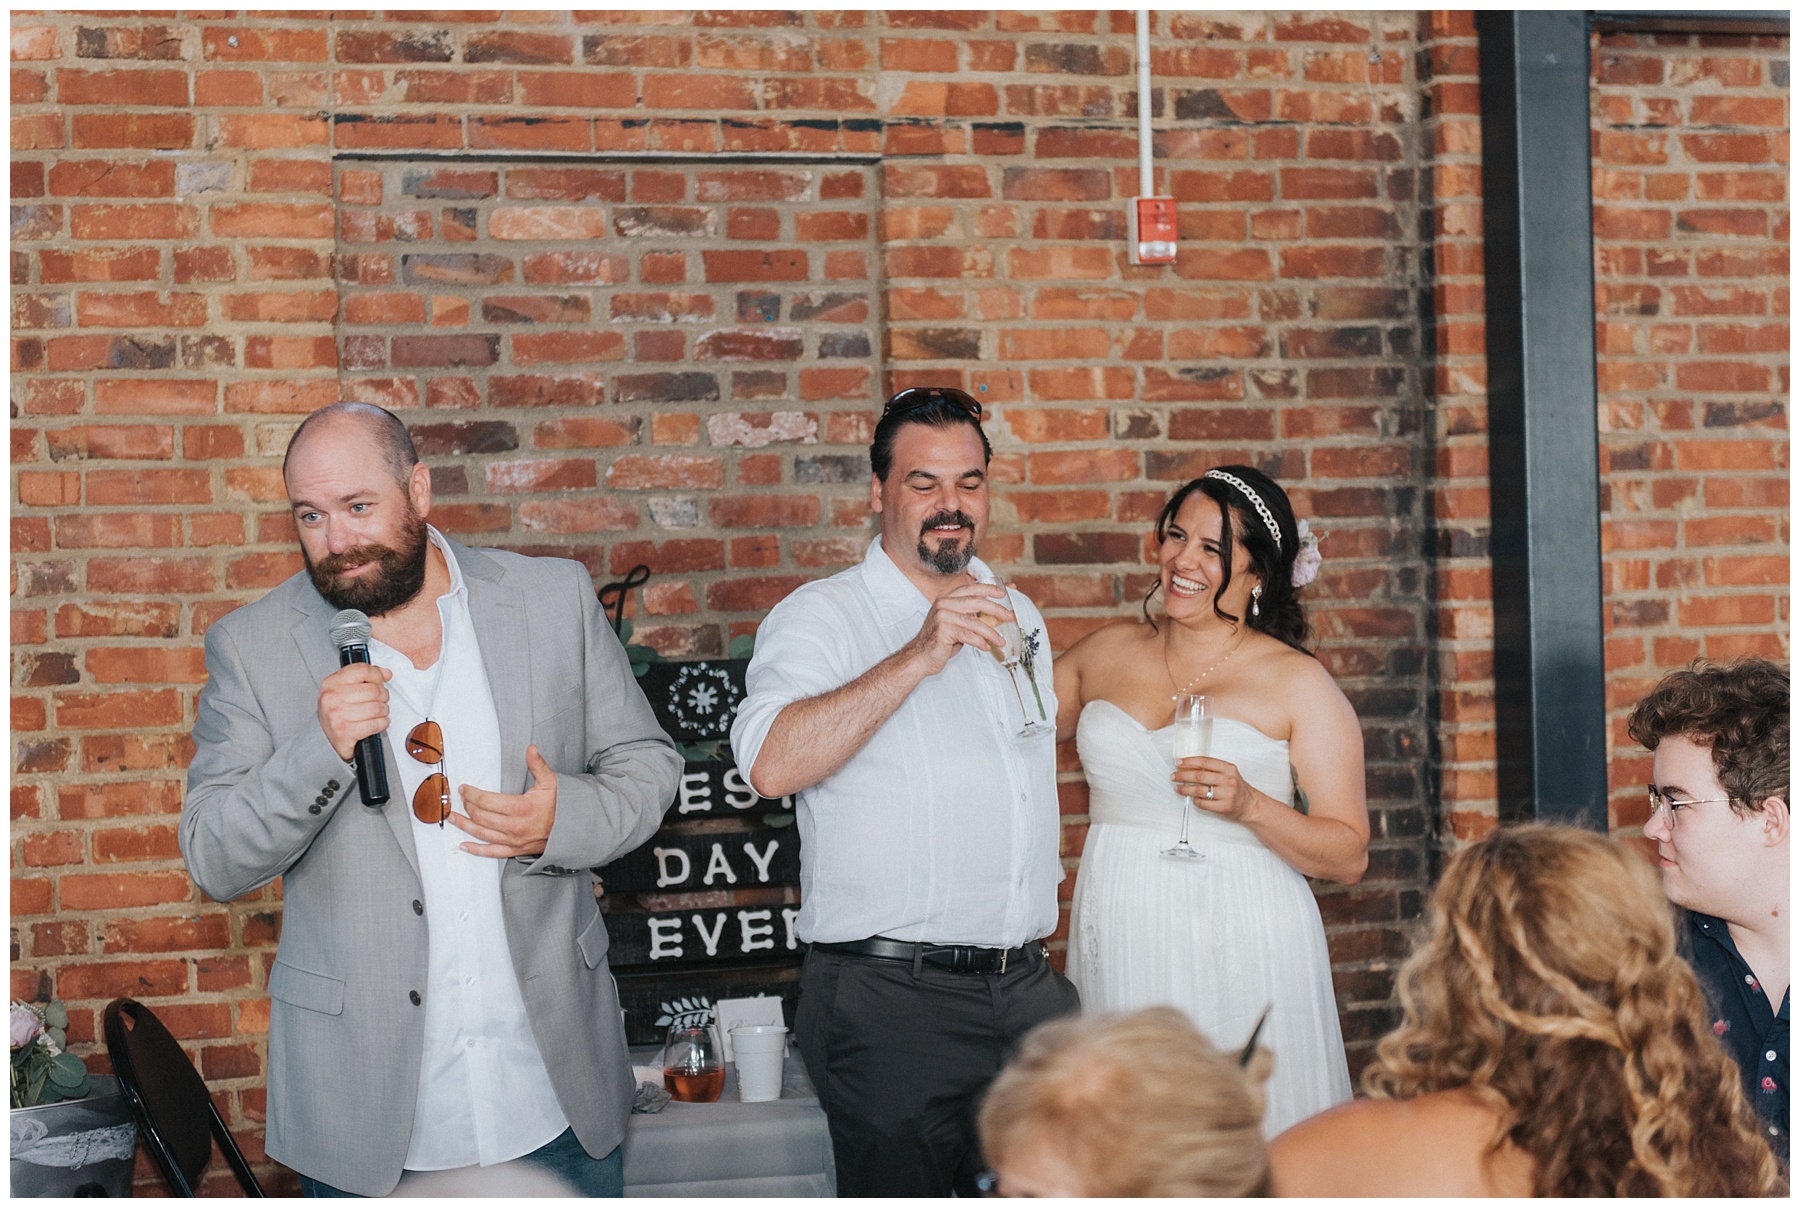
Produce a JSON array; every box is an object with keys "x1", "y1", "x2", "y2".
[{"x1": 1065, "y1": 700, "x2": 1352, "y2": 1136}]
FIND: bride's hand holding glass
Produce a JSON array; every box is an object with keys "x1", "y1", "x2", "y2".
[{"x1": 1172, "y1": 755, "x2": 1261, "y2": 824}]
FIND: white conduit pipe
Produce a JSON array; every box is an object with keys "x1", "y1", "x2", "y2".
[{"x1": 1137, "y1": 9, "x2": 1153, "y2": 197}]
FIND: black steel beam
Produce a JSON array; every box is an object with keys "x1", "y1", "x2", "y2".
[
  {"x1": 1474, "y1": 11, "x2": 1610, "y2": 830},
  {"x1": 1591, "y1": 10, "x2": 1789, "y2": 35}
]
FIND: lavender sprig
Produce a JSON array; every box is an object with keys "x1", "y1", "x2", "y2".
[{"x1": 1017, "y1": 628, "x2": 1048, "y2": 721}]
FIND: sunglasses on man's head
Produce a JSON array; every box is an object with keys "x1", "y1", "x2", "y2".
[{"x1": 882, "y1": 386, "x2": 983, "y2": 422}]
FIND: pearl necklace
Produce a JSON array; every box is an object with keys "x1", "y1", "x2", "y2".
[{"x1": 1161, "y1": 625, "x2": 1244, "y2": 699}]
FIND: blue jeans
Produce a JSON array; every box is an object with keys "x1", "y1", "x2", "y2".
[{"x1": 299, "y1": 1131, "x2": 623, "y2": 1197}]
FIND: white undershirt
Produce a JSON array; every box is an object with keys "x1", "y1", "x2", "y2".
[
  {"x1": 368, "y1": 527, "x2": 568, "y2": 1171},
  {"x1": 730, "y1": 538, "x2": 1062, "y2": 947}
]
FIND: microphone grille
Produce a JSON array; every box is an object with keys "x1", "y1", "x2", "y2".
[{"x1": 328, "y1": 609, "x2": 372, "y2": 648}]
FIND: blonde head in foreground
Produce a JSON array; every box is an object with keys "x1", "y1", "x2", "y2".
[
  {"x1": 1364, "y1": 823, "x2": 1783, "y2": 1197},
  {"x1": 978, "y1": 1005, "x2": 1271, "y2": 1197}
]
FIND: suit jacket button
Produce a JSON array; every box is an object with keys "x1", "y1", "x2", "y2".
[
  {"x1": 308, "y1": 804, "x2": 322, "y2": 815},
  {"x1": 409, "y1": 991, "x2": 421, "y2": 1006},
  {"x1": 412, "y1": 900, "x2": 424, "y2": 915},
  {"x1": 327, "y1": 779, "x2": 340, "y2": 792}
]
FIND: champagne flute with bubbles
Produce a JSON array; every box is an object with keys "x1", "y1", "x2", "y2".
[
  {"x1": 981, "y1": 577, "x2": 1046, "y2": 738},
  {"x1": 1163, "y1": 693, "x2": 1211, "y2": 861}
]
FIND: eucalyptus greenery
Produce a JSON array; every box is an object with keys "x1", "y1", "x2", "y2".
[{"x1": 11, "y1": 999, "x2": 91, "y2": 1108}]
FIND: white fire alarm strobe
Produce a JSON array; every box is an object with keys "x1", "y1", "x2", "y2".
[{"x1": 1129, "y1": 196, "x2": 1177, "y2": 265}]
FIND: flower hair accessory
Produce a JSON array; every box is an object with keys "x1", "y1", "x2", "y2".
[
  {"x1": 1291, "y1": 519, "x2": 1322, "y2": 588},
  {"x1": 1202, "y1": 469, "x2": 1283, "y2": 550}
]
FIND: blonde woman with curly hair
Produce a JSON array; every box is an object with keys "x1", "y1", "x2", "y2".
[
  {"x1": 1269, "y1": 824, "x2": 1784, "y2": 1196},
  {"x1": 978, "y1": 1006, "x2": 1272, "y2": 1196}
]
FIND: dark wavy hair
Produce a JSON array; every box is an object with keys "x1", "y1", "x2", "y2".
[
  {"x1": 1627, "y1": 657, "x2": 1789, "y2": 816},
  {"x1": 1146, "y1": 465, "x2": 1309, "y2": 651},
  {"x1": 869, "y1": 389, "x2": 992, "y2": 482}
]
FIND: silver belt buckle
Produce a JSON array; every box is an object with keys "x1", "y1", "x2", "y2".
[{"x1": 997, "y1": 947, "x2": 1008, "y2": 975}]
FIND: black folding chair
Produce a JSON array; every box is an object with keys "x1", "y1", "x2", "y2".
[{"x1": 101, "y1": 998, "x2": 266, "y2": 1197}]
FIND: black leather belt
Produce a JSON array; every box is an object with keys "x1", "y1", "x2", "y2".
[{"x1": 811, "y1": 937, "x2": 1042, "y2": 975}]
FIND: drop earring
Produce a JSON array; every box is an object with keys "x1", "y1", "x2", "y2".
[{"x1": 1250, "y1": 584, "x2": 1263, "y2": 618}]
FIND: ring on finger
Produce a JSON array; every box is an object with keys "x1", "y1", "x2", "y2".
[{"x1": 1205, "y1": 784, "x2": 1215, "y2": 800}]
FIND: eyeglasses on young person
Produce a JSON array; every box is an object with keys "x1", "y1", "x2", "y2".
[{"x1": 1645, "y1": 784, "x2": 1735, "y2": 821}]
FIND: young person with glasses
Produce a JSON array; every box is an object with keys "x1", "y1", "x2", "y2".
[
  {"x1": 181, "y1": 403, "x2": 681, "y2": 1196},
  {"x1": 731, "y1": 386, "x2": 1079, "y2": 1196},
  {"x1": 1629, "y1": 657, "x2": 1789, "y2": 1165}
]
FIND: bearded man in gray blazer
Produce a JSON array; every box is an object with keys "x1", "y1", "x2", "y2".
[{"x1": 181, "y1": 402, "x2": 680, "y2": 1196}]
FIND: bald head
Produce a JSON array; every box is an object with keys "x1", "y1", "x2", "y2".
[{"x1": 282, "y1": 402, "x2": 419, "y2": 489}]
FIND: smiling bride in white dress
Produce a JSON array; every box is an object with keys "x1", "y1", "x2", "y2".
[{"x1": 1054, "y1": 466, "x2": 1367, "y2": 1137}]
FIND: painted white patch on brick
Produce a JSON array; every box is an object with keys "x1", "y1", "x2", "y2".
[
  {"x1": 254, "y1": 422, "x2": 302, "y2": 458},
  {"x1": 706, "y1": 411, "x2": 819, "y2": 449},
  {"x1": 176, "y1": 161, "x2": 231, "y2": 196},
  {"x1": 648, "y1": 497, "x2": 700, "y2": 529}
]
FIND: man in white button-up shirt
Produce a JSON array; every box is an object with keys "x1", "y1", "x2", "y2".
[
  {"x1": 182, "y1": 404, "x2": 680, "y2": 1196},
  {"x1": 731, "y1": 387, "x2": 1079, "y2": 1197}
]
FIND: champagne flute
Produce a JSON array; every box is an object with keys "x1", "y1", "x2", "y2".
[
  {"x1": 982, "y1": 577, "x2": 1047, "y2": 738},
  {"x1": 1163, "y1": 693, "x2": 1212, "y2": 861}
]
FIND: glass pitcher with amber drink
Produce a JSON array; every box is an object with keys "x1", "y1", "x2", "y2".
[{"x1": 661, "y1": 1024, "x2": 724, "y2": 1103}]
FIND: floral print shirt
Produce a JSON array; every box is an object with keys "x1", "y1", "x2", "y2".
[{"x1": 1682, "y1": 909, "x2": 1788, "y2": 1166}]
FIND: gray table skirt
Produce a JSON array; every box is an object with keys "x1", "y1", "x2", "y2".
[{"x1": 623, "y1": 1045, "x2": 835, "y2": 1198}]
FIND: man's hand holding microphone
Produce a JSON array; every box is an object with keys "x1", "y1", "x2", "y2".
[{"x1": 318, "y1": 662, "x2": 393, "y2": 763}]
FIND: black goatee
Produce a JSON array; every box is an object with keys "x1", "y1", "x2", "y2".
[{"x1": 916, "y1": 508, "x2": 977, "y2": 576}]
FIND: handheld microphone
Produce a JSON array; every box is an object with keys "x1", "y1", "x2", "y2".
[{"x1": 328, "y1": 608, "x2": 390, "y2": 807}]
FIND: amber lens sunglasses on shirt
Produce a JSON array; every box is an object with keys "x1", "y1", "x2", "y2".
[{"x1": 406, "y1": 719, "x2": 451, "y2": 825}]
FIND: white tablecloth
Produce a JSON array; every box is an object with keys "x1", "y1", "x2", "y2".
[{"x1": 622, "y1": 1046, "x2": 835, "y2": 1197}]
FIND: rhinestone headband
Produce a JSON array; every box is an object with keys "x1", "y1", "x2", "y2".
[{"x1": 1202, "y1": 469, "x2": 1282, "y2": 551}]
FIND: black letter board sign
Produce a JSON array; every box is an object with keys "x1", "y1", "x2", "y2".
[{"x1": 598, "y1": 658, "x2": 805, "y2": 1045}]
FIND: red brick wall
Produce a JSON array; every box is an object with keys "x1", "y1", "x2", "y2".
[
  {"x1": 1590, "y1": 29, "x2": 1790, "y2": 838},
  {"x1": 330, "y1": 156, "x2": 884, "y2": 653},
  {"x1": 8, "y1": 10, "x2": 1787, "y2": 1193},
  {"x1": 1417, "y1": 11, "x2": 1496, "y2": 844}
]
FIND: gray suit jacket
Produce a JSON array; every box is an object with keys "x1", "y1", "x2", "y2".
[{"x1": 180, "y1": 541, "x2": 681, "y2": 1195}]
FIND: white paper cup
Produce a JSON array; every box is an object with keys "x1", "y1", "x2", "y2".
[{"x1": 730, "y1": 1025, "x2": 788, "y2": 1103}]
